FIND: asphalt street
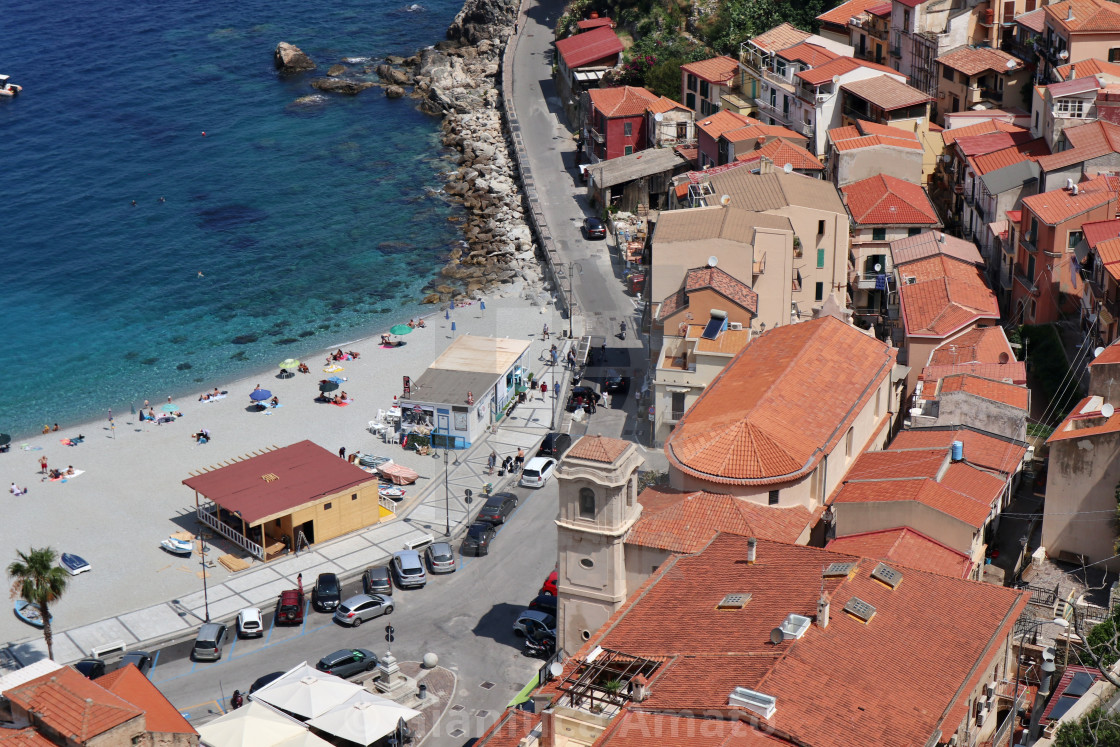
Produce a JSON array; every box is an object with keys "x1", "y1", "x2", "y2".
[{"x1": 153, "y1": 477, "x2": 560, "y2": 745}]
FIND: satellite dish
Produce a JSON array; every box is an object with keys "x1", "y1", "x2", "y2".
[
  {"x1": 549, "y1": 661, "x2": 564, "y2": 677},
  {"x1": 654, "y1": 112, "x2": 664, "y2": 122},
  {"x1": 783, "y1": 163, "x2": 793, "y2": 174},
  {"x1": 1059, "y1": 49, "x2": 1070, "y2": 60},
  {"x1": 832, "y1": 75, "x2": 840, "y2": 85},
  {"x1": 708, "y1": 255, "x2": 718, "y2": 267},
  {"x1": 1006, "y1": 59, "x2": 1017, "y2": 69},
  {"x1": 1094, "y1": 346, "x2": 1106, "y2": 358},
  {"x1": 874, "y1": 263, "x2": 882, "y2": 272},
  {"x1": 1104, "y1": 403, "x2": 1116, "y2": 418},
  {"x1": 770, "y1": 627, "x2": 784, "y2": 645},
  {"x1": 720, "y1": 194, "x2": 731, "y2": 205}
]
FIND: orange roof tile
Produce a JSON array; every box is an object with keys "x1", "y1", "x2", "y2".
[
  {"x1": 937, "y1": 373, "x2": 1031, "y2": 410},
  {"x1": 630, "y1": 487, "x2": 811, "y2": 551},
  {"x1": 842, "y1": 76, "x2": 932, "y2": 111},
  {"x1": 834, "y1": 477, "x2": 993, "y2": 526},
  {"x1": 581, "y1": 535, "x2": 1028, "y2": 746},
  {"x1": 593, "y1": 712, "x2": 788, "y2": 746},
  {"x1": 897, "y1": 260, "x2": 999, "y2": 338},
  {"x1": 1044, "y1": 0, "x2": 1120, "y2": 33},
  {"x1": 576, "y1": 16, "x2": 614, "y2": 30},
  {"x1": 5, "y1": 668, "x2": 143, "y2": 743},
  {"x1": 1035, "y1": 121, "x2": 1120, "y2": 171},
  {"x1": 99, "y1": 665, "x2": 195, "y2": 736},
  {"x1": 1021, "y1": 173, "x2": 1120, "y2": 225},
  {"x1": 844, "y1": 448, "x2": 947, "y2": 480},
  {"x1": 555, "y1": 26, "x2": 623, "y2": 70},
  {"x1": 722, "y1": 123, "x2": 803, "y2": 143},
  {"x1": 954, "y1": 130, "x2": 1036, "y2": 157},
  {"x1": 666, "y1": 317, "x2": 895, "y2": 485},
  {"x1": 1093, "y1": 340, "x2": 1120, "y2": 365},
  {"x1": 1082, "y1": 218, "x2": 1120, "y2": 248},
  {"x1": 889, "y1": 426, "x2": 1028, "y2": 474},
  {"x1": 826, "y1": 527, "x2": 973, "y2": 578},
  {"x1": 936, "y1": 45, "x2": 1023, "y2": 76},
  {"x1": 928, "y1": 326, "x2": 1015, "y2": 365},
  {"x1": 842, "y1": 174, "x2": 940, "y2": 225},
  {"x1": 1055, "y1": 58, "x2": 1120, "y2": 79},
  {"x1": 828, "y1": 125, "x2": 860, "y2": 142},
  {"x1": 1048, "y1": 396, "x2": 1120, "y2": 441},
  {"x1": 748, "y1": 22, "x2": 811, "y2": 53},
  {"x1": 0, "y1": 730, "x2": 57, "y2": 747},
  {"x1": 659, "y1": 264, "x2": 759, "y2": 317},
  {"x1": 921, "y1": 361, "x2": 1027, "y2": 386},
  {"x1": 776, "y1": 42, "x2": 839, "y2": 67},
  {"x1": 681, "y1": 55, "x2": 740, "y2": 84},
  {"x1": 736, "y1": 138, "x2": 823, "y2": 171},
  {"x1": 647, "y1": 96, "x2": 689, "y2": 115},
  {"x1": 940, "y1": 461, "x2": 1006, "y2": 505},
  {"x1": 891, "y1": 231, "x2": 983, "y2": 266},
  {"x1": 475, "y1": 709, "x2": 541, "y2": 746},
  {"x1": 588, "y1": 85, "x2": 660, "y2": 117},
  {"x1": 856, "y1": 119, "x2": 922, "y2": 141},
  {"x1": 940, "y1": 120, "x2": 1026, "y2": 146},
  {"x1": 817, "y1": 0, "x2": 891, "y2": 25},
  {"x1": 1096, "y1": 237, "x2": 1120, "y2": 280},
  {"x1": 695, "y1": 109, "x2": 756, "y2": 141},
  {"x1": 568, "y1": 434, "x2": 631, "y2": 463},
  {"x1": 970, "y1": 139, "x2": 1050, "y2": 175}
]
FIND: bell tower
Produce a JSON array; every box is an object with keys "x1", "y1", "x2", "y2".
[{"x1": 554, "y1": 435, "x2": 644, "y2": 653}]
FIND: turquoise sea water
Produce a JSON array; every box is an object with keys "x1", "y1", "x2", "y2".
[{"x1": 1, "y1": 0, "x2": 465, "y2": 437}]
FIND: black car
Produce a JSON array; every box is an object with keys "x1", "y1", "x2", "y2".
[
  {"x1": 476, "y1": 492, "x2": 518, "y2": 525},
  {"x1": 528, "y1": 593, "x2": 558, "y2": 617},
  {"x1": 312, "y1": 572, "x2": 342, "y2": 612},
  {"x1": 120, "y1": 651, "x2": 153, "y2": 676},
  {"x1": 249, "y1": 671, "x2": 285, "y2": 694},
  {"x1": 461, "y1": 522, "x2": 497, "y2": 556},
  {"x1": 74, "y1": 658, "x2": 106, "y2": 679},
  {"x1": 316, "y1": 648, "x2": 379, "y2": 679},
  {"x1": 603, "y1": 369, "x2": 630, "y2": 394},
  {"x1": 582, "y1": 217, "x2": 607, "y2": 239},
  {"x1": 362, "y1": 565, "x2": 393, "y2": 596},
  {"x1": 537, "y1": 432, "x2": 572, "y2": 458},
  {"x1": 567, "y1": 385, "x2": 602, "y2": 412}
]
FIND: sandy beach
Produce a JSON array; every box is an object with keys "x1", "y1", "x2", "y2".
[{"x1": 0, "y1": 289, "x2": 569, "y2": 648}]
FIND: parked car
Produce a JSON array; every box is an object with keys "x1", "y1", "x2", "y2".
[
  {"x1": 391, "y1": 550, "x2": 427, "y2": 589},
  {"x1": 540, "y1": 569, "x2": 558, "y2": 596},
  {"x1": 362, "y1": 565, "x2": 393, "y2": 596},
  {"x1": 249, "y1": 671, "x2": 285, "y2": 694},
  {"x1": 537, "y1": 432, "x2": 572, "y2": 458},
  {"x1": 603, "y1": 369, "x2": 630, "y2": 394},
  {"x1": 120, "y1": 651, "x2": 153, "y2": 676},
  {"x1": 528, "y1": 593, "x2": 558, "y2": 617},
  {"x1": 316, "y1": 648, "x2": 379, "y2": 679},
  {"x1": 426, "y1": 542, "x2": 457, "y2": 574},
  {"x1": 334, "y1": 594, "x2": 394, "y2": 627},
  {"x1": 74, "y1": 658, "x2": 106, "y2": 679},
  {"x1": 519, "y1": 457, "x2": 557, "y2": 488},
  {"x1": 275, "y1": 589, "x2": 305, "y2": 625},
  {"x1": 513, "y1": 610, "x2": 556, "y2": 639},
  {"x1": 237, "y1": 607, "x2": 264, "y2": 638},
  {"x1": 312, "y1": 572, "x2": 342, "y2": 612},
  {"x1": 582, "y1": 217, "x2": 607, "y2": 239},
  {"x1": 476, "y1": 492, "x2": 518, "y2": 525},
  {"x1": 192, "y1": 622, "x2": 228, "y2": 662},
  {"x1": 460, "y1": 522, "x2": 497, "y2": 556},
  {"x1": 566, "y1": 385, "x2": 601, "y2": 412}
]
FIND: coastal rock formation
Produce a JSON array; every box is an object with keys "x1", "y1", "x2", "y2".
[
  {"x1": 376, "y1": 64, "x2": 412, "y2": 86},
  {"x1": 311, "y1": 78, "x2": 375, "y2": 94},
  {"x1": 385, "y1": 85, "x2": 405, "y2": 99},
  {"x1": 274, "y1": 42, "x2": 316, "y2": 72},
  {"x1": 327, "y1": 64, "x2": 346, "y2": 77},
  {"x1": 447, "y1": 0, "x2": 517, "y2": 45}
]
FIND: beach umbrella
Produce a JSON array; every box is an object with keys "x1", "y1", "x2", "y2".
[
  {"x1": 389, "y1": 324, "x2": 412, "y2": 336},
  {"x1": 318, "y1": 381, "x2": 339, "y2": 394},
  {"x1": 250, "y1": 389, "x2": 272, "y2": 402},
  {"x1": 279, "y1": 358, "x2": 301, "y2": 370},
  {"x1": 327, "y1": 376, "x2": 346, "y2": 384},
  {"x1": 160, "y1": 403, "x2": 178, "y2": 413}
]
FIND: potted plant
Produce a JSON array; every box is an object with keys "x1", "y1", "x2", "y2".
[{"x1": 602, "y1": 679, "x2": 625, "y2": 697}]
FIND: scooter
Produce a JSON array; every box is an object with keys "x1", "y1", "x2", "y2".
[{"x1": 523, "y1": 633, "x2": 556, "y2": 659}]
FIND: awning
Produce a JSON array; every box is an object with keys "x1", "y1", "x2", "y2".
[{"x1": 507, "y1": 671, "x2": 541, "y2": 708}]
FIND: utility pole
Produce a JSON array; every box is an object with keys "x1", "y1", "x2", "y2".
[{"x1": 567, "y1": 262, "x2": 582, "y2": 338}]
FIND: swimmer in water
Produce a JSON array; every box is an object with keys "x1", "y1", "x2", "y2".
[
  {"x1": 198, "y1": 271, "x2": 204, "y2": 278},
  {"x1": 131, "y1": 200, "x2": 137, "y2": 206},
  {"x1": 159, "y1": 196, "x2": 165, "y2": 203}
]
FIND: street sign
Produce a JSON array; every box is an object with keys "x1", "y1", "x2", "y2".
[{"x1": 465, "y1": 489, "x2": 473, "y2": 505}]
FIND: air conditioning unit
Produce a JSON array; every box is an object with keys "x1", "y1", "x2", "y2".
[
  {"x1": 985, "y1": 682, "x2": 996, "y2": 699},
  {"x1": 729, "y1": 322, "x2": 744, "y2": 330},
  {"x1": 816, "y1": 93, "x2": 828, "y2": 102},
  {"x1": 976, "y1": 707, "x2": 989, "y2": 727}
]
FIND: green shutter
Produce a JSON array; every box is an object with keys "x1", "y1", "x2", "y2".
[{"x1": 816, "y1": 248, "x2": 825, "y2": 268}]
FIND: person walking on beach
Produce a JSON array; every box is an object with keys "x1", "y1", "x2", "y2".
[
  {"x1": 515, "y1": 447, "x2": 525, "y2": 471},
  {"x1": 39, "y1": 456, "x2": 48, "y2": 475},
  {"x1": 567, "y1": 350, "x2": 576, "y2": 369},
  {"x1": 542, "y1": 323, "x2": 549, "y2": 340},
  {"x1": 338, "y1": 446, "x2": 346, "y2": 459},
  {"x1": 487, "y1": 450, "x2": 497, "y2": 475}
]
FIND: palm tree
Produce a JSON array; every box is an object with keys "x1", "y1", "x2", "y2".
[{"x1": 8, "y1": 548, "x2": 68, "y2": 660}]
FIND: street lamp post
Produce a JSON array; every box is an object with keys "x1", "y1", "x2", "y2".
[
  {"x1": 198, "y1": 532, "x2": 210, "y2": 622},
  {"x1": 567, "y1": 262, "x2": 582, "y2": 338},
  {"x1": 444, "y1": 449, "x2": 450, "y2": 537}
]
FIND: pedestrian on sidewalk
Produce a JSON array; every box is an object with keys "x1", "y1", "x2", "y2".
[
  {"x1": 550, "y1": 345, "x2": 558, "y2": 366},
  {"x1": 39, "y1": 456, "x2": 48, "y2": 475},
  {"x1": 338, "y1": 446, "x2": 346, "y2": 459},
  {"x1": 540, "y1": 381, "x2": 547, "y2": 399},
  {"x1": 487, "y1": 450, "x2": 497, "y2": 474},
  {"x1": 515, "y1": 447, "x2": 525, "y2": 470},
  {"x1": 567, "y1": 350, "x2": 576, "y2": 369},
  {"x1": 542, "y1": 323, "x2": 550, "y2": 340},
  {"x1": 231, "y1": 690, "x2": 243, "y2": 710}
]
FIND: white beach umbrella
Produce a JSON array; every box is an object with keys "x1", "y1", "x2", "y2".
[
  {"x1": 251, "y1": 664, "x2": 364, "y2": 720},
  {"x1": 198, "y1": 701, "x2": 308, "y2": 747},
  {"x1": 307, "y1": 690, "x2": 420, "y2": 746}
]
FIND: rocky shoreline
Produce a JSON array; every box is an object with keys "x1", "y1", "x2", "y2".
[{"x1": 274, "y1": 0, "x2": 544, "y2": 305}]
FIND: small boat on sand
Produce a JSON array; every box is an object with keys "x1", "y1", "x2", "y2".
[
  {"x1": 0, "y1": 75, "x2": 22, "y2": 97},
  {"x1": 160, "y1": 537, "x2": 194, "y2": 556},
  {"x1": 379, "y1": 486, "x2": 406, "y2": 499},
  {"x1": 61, "y1": 553, "x2": 91, "y2": 575},
  {"x1": 14, "y1": 600, "x2": 44, "y2": 628}
]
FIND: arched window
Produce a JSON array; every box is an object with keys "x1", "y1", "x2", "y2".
[{"x1": 579, "y1": 488, "x2": 596, "y2": 519}]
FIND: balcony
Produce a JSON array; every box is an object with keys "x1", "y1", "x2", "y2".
[
  {"x1": 842, "y1": 103, "x2": 873, "y2": 122},
  {"x1": 590, "y1": 128, "x2": 605, "y2": 144},
  {"x1": 760, "y1": 68, "x2": 796, "y2": 93},
  {"x1": 890, "y1": 44, "x2": 902, "y2": 57},
  {"x1": 965, "y1": 86, "x2": 1002, "y2": 106},
  {"x1": 1020, "y1": 235, "x2": 1037, "y2": 253},
  {"x1": 755, "y1": 98, "x2": 793, "y2": 124},
  {"x1": 792, "y1": 119, "x2": 815, "y2": 138},
  {"x1": 721, "y1": 91, "x2": 754, "y2": 114},
  {"x1": 855, "y1": 272, "x2": 892, "y2": 290}
]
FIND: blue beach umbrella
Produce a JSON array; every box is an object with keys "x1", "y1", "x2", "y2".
[{"x1": 249, "y1": 389, "x2": 272, "y2": 401}]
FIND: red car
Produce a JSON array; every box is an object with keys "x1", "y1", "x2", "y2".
[
  {"x1": 275, "y1": 589, "x2": 304, "y2": 625},
  {"x1": 540, "y1": 569, "x2": 558, "y2": 596}
]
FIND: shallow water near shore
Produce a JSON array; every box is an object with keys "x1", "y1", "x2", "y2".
[{"x1": 2, "y1": 0, "x2": 464, "y2": 438}]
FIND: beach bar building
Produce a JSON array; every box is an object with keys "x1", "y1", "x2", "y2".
[
  {"x1": 183, "y1": 440, "x2": 392, "y2": 560},
  {"x1": 399, "y1": 335, "x2": 532, "y2": 449}
]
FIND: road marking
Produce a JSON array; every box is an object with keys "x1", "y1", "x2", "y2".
[
  {"x1": 150, "y1": 650, "x2": 161, "y2": 673},
  {"x1": 180, "y1": 699, "x2": 224, "y2": 722},
  {"x1": 264, "y1": 609, "x2": 276, "y2": 644}
]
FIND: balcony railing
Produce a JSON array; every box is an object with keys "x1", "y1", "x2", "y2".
[
  {"x1": 755, "y1": 99, "x2": 793, "y2": 124},
  {"x1": 855, "y1": 272, "x2": 891, "y2": 290},
  {"x1": 843, "y1": 103, "x2": 873, "y2": 121},
  {"x1": 198, "y1": 504, "x2": 265, "y2": 559},
  {"x1": 590, "y1": 129, "x2": 605, "y2": 144},
  {"x1": 760, "y1": 68, "x2": 796, "y2": 92},
  {"x1": 792, "y1": 119, "x2": 815, "y2": 138},
  {"x1": 890, "y1": 44, "x2": 902, "y2": 57}
]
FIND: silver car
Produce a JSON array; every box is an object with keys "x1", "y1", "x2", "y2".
[
  {"x1": 333, "y1": 594, "x2": 394, "y2": 627},
  {"x1": 391, "y1": 550, "x2": 427, "y2": 589},
  {"x1": 425, "y1": 542, "x2": 457, "y2": 574}
]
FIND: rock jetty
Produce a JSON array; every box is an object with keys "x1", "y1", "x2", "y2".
[{"x1": 274, "y1": 42, "x2": 315, "y2": 72}]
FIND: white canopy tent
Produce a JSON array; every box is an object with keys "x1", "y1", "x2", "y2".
[
  {"x1": 198, "y1": 701, "x2": 332, "y2": 747},
  {"x1": 307, "y1": 690, "x2": 421, "y2": 746},
  {"x1": 251, "y1": 661, "x2": 364, "y2": 720}
]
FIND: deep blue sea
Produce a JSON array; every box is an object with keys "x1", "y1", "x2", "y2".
[{"x1": 1, "y1": 0, "x2": 466, "y2": 438}]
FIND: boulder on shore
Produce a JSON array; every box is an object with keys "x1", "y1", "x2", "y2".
[
  {"x1": 274, "y1": 42, "x2": 316, "y2": 72},
  {"x1": 385, "y1": 85, "x2": 405, "y2": 98},
  {"x1": 311, "y1": 78, "x2": 375, "y2": 94},
  {"x1": 327, "y1": 64, "x2": 346, "y2": 77}
]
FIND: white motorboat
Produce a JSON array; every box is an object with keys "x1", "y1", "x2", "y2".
[
  {"x1": 0, "y1": 75, "x2": 22, "y2": 97},
  {"x1": 161, "y1": 537, "x2": 194, "y2": 556}
]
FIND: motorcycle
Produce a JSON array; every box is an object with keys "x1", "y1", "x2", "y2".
[{"x1": 523, "y1": 633, "x2": 556, "y2": 659}]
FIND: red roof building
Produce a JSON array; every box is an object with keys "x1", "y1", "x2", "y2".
[
  {"x1": 843, "y1": 174, "x2": 940, "y2": 227},
  {"x1": 555, "y1": 26, "x2": 623, "y2": 71},
  {"x1": 681, "y1": 55, "x2": 746, "y2": 117},
  {"x1": 4, "y1": 668, "x2": 146, "y2": 746},
  {"x1": 99, "y1": 665, "x2": 197, "y2": 742},
  {"x1": 575, "y1": 16, "x2": 613, "y2": 30},
  {"x1": 734, "y1": 138, "x2": 823, "y2": 175},
  {"x1": 841, "y1": 76, "x2": 933, "y2": 121},
  {"x1": 826, "y1": 526, "x2": 973, "y2": 577},
  {"x1": 585, "y1": 86, "x2": 661, "y2": 161}
]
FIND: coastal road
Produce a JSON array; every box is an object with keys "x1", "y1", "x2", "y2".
[
  {"x1": 510, "y1": 0, "x2": 647, "y2": 444},
  {"x1": 152, "y1": 479, "x2": 559, "y2": 745}
]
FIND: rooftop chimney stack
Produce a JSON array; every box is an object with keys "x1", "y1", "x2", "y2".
[
  {"x1": 817, "y1": 595, "x2": 830, "y2": 628},
  {"x1": 747, "y1": 537, "x2": 757, "y2": 564},
  {"x1": 1069, "y1": 63, "x2": 1077, "y2": 81},
  {"x1": 1067, "y1": 7, "x2": 1074, "y2": 21}
]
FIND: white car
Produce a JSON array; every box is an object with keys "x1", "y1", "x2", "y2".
[
  {"x1": 519, "y1": 456, "x2": 556, "y2": 488},
  {"x1": 237, "y1": 607, "x2": 264, "y2": 638}
]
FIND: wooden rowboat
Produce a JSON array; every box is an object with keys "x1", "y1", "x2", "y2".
[{"x1": 14, "y1": 600, "x2": 44, "y2": 628}]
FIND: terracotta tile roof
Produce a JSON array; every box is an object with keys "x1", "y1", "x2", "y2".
[
  {"x1": 1035, "y1": 121, "x2": 1120, "y2": 171},
  {"x1": 1020, "y1": 174, "x2": 1120, "y2": 225},
  {"x1": 629, "y1": 487, "x2": 812, "y2": 551},
  {"x1": 683, "y1": 265, "x2": 759, "y2": 313},
  {"x1": 99, "y1": 665, "x2": 195, "y2": 735},
  {"x1": 748, "y1": 22, "x2": 811, "y2": 53},
  {"x1": 695, "y1": 109, "x2": 756, "y2": 141},
  {"x1": 576, "y1": 16, "x2": 614, "y2": 30},
  {"x1": 891, "y1": 230, "x2": 983, "y2": 266},
  {"x1": 1096, "y1": 237, "x2": 1120, "y2": 281},
  {"x1": 652, "y1": 204, "x2": 792, "y2": 244},
  {"x1": 830, "y1": 130, "x2": 924, "y2": 152},
  {"x1": 817, "y1": 0, "x2": 890, "y2": 25},
  {"x1": 581, "y1": 534, "x2": 1028, "y2": 746},
  {"x1": 0, "y1": 730, "x2": 56, "y2": 747},
  {"x1": 1015, "y1": 6, "x2": 1047, "y2": 32},
  {"x1": 648, "y1": 96, "x2": 689, "y2": 114},
  {"x1": 842, "y1": 174, "x2": 940, "y2": 225},
  {"x1": 928, "y1": 326, "x2": 1015, "y2": 365},
  {"x1": 842, "y1": 75, "x2": 933, "y2": 111},
  {"x1": 844, "y1": 448, "x2": 947, "y2": 480},
  {"x1": 692, "y1": 326, "x2": 753, "y2": 354},
  {"x1": 828, "y1": 125, "x2": 860, "y2": 142},
  {"x1": 589, "y1": 85, "x2": 661, "y2": 118},
  {"x1": 796, "y1": 57, "x2": 900, "y2": 86},
  {"x1": 1046, "y1": 76, "x2": 1103, "y2": 97},
  {"x1": 666, "y1": 317, "x2": 895, "y2": 485},
  {"x1": 593, "y1": 712, "x2": 788, "y2": 746},
  {"x1": 921, "y1": 362, "x2": 1028, "y2": 386},
  {"x1": 5, "y1": 668, "x2": 143, "y2": 742},
  {"x1": 826, "y1": 527, "x2": 973, "y2": 578},
  {"x1": 736, "y1": 138, "x2": 824, "y2": 171},
  {"x1": 475, "y1": 709, "x2": 541, "y2": 746},
  {"x1": 953, "y1": 130, "x2": 1036, "y2": 157},
  {"x1": 1048, "y1": 396, "x2": 1120, "y2": 441},
  {"x1": 1056, "y1": 58, "x2": 1120, "y2": 79},
  {"x1": 568, "y1": 434, "x2": 631, "y2": 463},
  {"x1": 555, "y1": 26, "x2": 623, "y2": 70},
  {"x1": 1044, "y1": 0, "x2": 1120, "y2": 33},
  {"x1": 833, "y1": 476, "x2": 993, "y2": 526},
  {"x1": 1082, "y1": 218, "x2": 1120, "y2": 248},
  {"x1": 681, "y1": 55, "x2": 740, "y2": 84},
  {"x1": 970, "y1": 139, "x2": 1050, "y2": 175},
  {"x1": 941, "y1": 120, "x2": 1026, "y2": 146},
  {"x1": 937, "y1": 373, "x2": 1031, "y2": 410},
  {"x1": 889, "y1": 426, "x2": 1028, "y2": 474},
  {"x1": 897, "y1": 259, "x2": 999, "y2": 338},
  {"x1": 867, "y1": 2, "x2": 893, "y2": 14},
  {"x1": 936, "y1": 46, "x2": 1023, "y2": 76},
  {"x1": 723, "y1": 123, "x2": 803, "y2": 143},
  {"x1": 1093, "y1": 338, "x2": 1120, "y2": 365},
  {"x1": 856, "y1": 119, "x2": 920, "y2": 140},
  {"x1": 941, "y1": 461, "x2": 1006, "y2": 505},
  {"x1": 776, "y1": 42, "x2": 839, "y2": 67}
]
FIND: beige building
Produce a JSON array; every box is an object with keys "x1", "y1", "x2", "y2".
[{"x1": 934, "y1": 45, "x2": 1030, "y2": 124}]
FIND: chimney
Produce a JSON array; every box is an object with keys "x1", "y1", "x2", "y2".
[
  {"x1": 1067, "y1": 6, "x2": 1074, "y2": 22},
  {"x1": 817, "y1": 595, "x2": 830, "y2": 628},
  {"x1": 1067, "y1": 177, "x2": 1076, "y2": 191},
  {"x1": 1069, "y1": 63, "x2": 1077, "y2": 81},
  {"x1": 747, "y1": 537, "x2": 757, "y2": 564},
  {"x1": 1074, "y1": 183, "x2": 1080, "y2": 195},
  {"x1": 629, "y1": 674, "x2": 650, "y2": 702},
  {"x1": 938, "y1": 232, "x2": 946, "y2": 243}
]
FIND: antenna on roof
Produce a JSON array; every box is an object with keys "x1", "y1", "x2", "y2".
[
  {"x1": 1095, "y1": 346, "x2": 1106, "y2": 357},
  {"x1": 770, "y1": 627, "x2": 784, "y2": 645},
  {"x1": 1103, "y1": 403, "x2": 1115, "y2": 418},
  {"x1": 784, "y1": 163, "x2": 793, "y2": 174},
  {"x1": 708, "y1": 255, "x2": 719, "y2": 267},
  {"x1": 720, "y1": 194, "x2": 732, "y2": 205}
]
